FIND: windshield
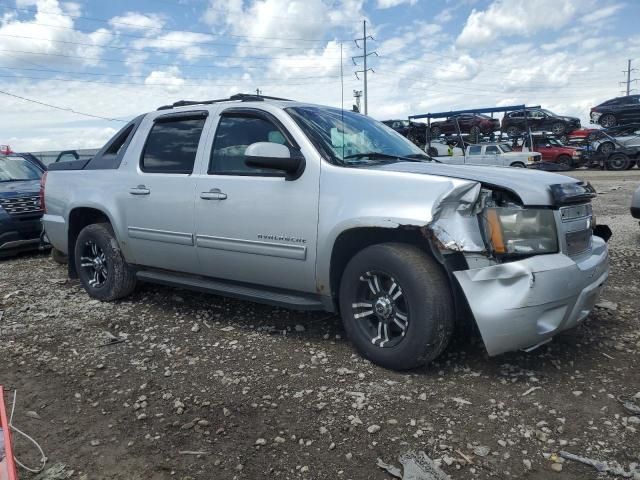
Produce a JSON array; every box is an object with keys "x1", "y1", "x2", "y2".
[
  {"x1": 499, "y1": 144, "x2": 513, "y2": 152},
  {"x1": 285, "y1": 106, "x2": 428, "y2": 165},
  {"x1": 541, "y1": 109, "x2": 557, "y2": 117},
  {"x1": 0, "y1": 156, "x2": 43, "y2": 181}
]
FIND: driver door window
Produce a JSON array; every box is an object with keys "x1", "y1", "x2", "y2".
[
  {"x1": 209, "y1": 115, "x2": 291, "y2": 176},
  {"x1": 485, "y1": 146, "x2": 500, "y2": 155}
]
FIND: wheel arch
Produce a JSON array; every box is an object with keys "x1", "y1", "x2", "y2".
[
  {"x1": 327, "y1": 226, "x2": 470, "y2": 315},
  {"x1": 67, "y1": 206, "x2": 114, "y2": 278}
]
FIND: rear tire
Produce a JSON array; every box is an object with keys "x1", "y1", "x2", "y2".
[
  {"x1": 600, "y1": 114, "x2": 617, "y2": 128},
  {"x1": 551, "y1": 123, "x2": 566, "y2": 135},
  {"x1": 430, "y1": 126, "x2": 441, "y2": 138},
  {"x1": 338, "y1": 243, "x2": 454, "y2": 370},
  {"x1": 74, "y1": 223, "x2": 136, "y2": 301},
  {"x1": 606, "y1": 153, "x2": 630, "y2": 171}
]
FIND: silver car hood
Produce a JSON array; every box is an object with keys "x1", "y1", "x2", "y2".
[{"x1": 371, "y1": 162, "x2": 591, "y2": 207}]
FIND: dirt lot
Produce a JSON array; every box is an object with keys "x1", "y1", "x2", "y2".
[{"x1": 1, "y1": 169, "x2": 639, "y2": 480}]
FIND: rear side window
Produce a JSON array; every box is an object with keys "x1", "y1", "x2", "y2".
[
  {"x1": 468, "y1": 146, "x2": 482, "y2": 155},
  {"x1": 141, "y1": 117, "x2": 206, "y2": 173},
  {"x1": 209, "y1": 114, "x2": 292, "y2": 175}
]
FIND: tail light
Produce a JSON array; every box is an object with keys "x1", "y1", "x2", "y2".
[{"x1": 39, "y1": 171, "x2": 47, "y2": 213}]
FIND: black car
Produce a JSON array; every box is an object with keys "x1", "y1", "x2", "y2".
[
  {"x1": 0, "y1": 155, "x2": 48, "y2": 257},
  {"x1": 382, "y1": 119, "x2": 427, "y2": 147},
  {"x1": 429, "y1": 113, "x2": 500, "y2": 137},
  {"x1": 501, "y1": 108, "x2": 581, "y2": 137},
  {"x1": 590, "y1": 95, "x2": 640, "y2": 128}
]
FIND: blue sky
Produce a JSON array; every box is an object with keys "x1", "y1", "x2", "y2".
[{"x1": 0, "y1": 0, "x2": 638, "y2": 150}]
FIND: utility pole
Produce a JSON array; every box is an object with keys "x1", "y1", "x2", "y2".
[
  {"x1": 620, "y1": 59, "x2": 638, "y2": 96},
  {"x1": 353, "y1": 90, "x2": 362, "y2": 112},
  {"x1": 352, "y1": 20, "x2": 377, "y2": 115}
]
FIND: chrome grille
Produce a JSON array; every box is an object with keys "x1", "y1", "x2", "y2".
[
  {"x1": 0, "y1": 195, "x2": 42, "y2": 215},
  {"x1": 560, "y1": 204, "x2": 593, "y2": 257}
]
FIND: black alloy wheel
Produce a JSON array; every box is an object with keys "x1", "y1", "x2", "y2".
[
  {"x1": 351, "y1": 271, "x2": 409, "y2": 348},
  {"x1": 339, "y1": 243, "x2": 454, "y2": 370},
  {"x1": 600, "y1": 114, "x2": 617, "y2": 128}
]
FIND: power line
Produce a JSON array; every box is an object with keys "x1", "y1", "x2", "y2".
[
  {"x1": 0, "y1": 21, "x2": 343, "y2": 52},
  {"x1": 0, "y1": 4, "x2": 354, "y2": 42},
  {"x1": 0, "y1": 47, "x2": 342, "y2": 67},
  {"x1": 0, "y1": 72, "x2": 354, "y2": 88},
  {"x1": 352, "y1": 20, "x2": 377, "y2": 115},
  {"x1": 0, "y1": 88, "x2": 125, "y2": 121},
  {"x1": 0, "y1": 65, "x2": 348, "y2": 82}
]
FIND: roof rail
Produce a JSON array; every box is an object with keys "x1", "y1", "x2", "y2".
[{"x1": 157, "y1": 93, "x2": 293, "y2": 110}]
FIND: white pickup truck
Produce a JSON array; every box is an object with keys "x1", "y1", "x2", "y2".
[{"x1": 437, "y1": 142, "x2": 540, "y2": 167}]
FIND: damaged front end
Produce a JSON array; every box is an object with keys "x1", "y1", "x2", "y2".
[{"x1": 427, "y1": 179, "x2": 610, "y2": 357}]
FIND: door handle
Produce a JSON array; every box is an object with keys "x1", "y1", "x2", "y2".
[
  {"x1": 129, "y1": 185, "x2": 150, "y2": 195},
  {"x1": 200, "y1": 188, "x2": 227, "y2": 200}
]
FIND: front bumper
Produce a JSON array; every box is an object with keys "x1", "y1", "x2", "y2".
[
  {"x1": 0, "y1": 214, "x2": 49, "y2": 256},
  {"x1": 454, "y1": 236, "x2": 609, "y2": 356}
]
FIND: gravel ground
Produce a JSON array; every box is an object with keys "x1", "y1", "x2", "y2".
[{"x1": 1, "y1": 169, "x2": 639, "y2": 480}]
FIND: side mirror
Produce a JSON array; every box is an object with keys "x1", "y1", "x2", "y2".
[
  {"x1": 244, "y1": 142, "x2": 305, "y2": 180},
  {"x1": 545, "y1": 143, "x2": 552, "y2": 148}
]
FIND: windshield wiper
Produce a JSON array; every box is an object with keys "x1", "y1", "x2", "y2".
[{"x1": 343, "y1": 152, "x2": 427, "y2": 162}]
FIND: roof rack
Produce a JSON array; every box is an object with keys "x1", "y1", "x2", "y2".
[{"x1": 157, "y1": 93, "x2": 293, "y2": 110}]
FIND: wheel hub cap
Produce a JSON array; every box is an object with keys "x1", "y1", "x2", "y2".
[
  {"x1": 374, "y1": 296, "x2": 394, "y2": 320},
  {"x1": 351, "y1": 271, "x2": 409, "y2": 348}
]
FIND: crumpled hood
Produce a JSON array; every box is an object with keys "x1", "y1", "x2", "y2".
[
  {"x1": 0, "y1": 179, "x2": 40, "y2": 196},
  {"x1": 370, "y1": 162, "x2": 589, "y2": 206}
]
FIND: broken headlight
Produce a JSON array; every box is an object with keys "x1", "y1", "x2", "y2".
[{"x1": 484, "y1": 207, "x2": 558, "y2": 256}]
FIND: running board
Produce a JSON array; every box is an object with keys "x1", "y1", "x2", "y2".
[{"x1": 136, "y1": 270, "x2": 326, "y2": 311}]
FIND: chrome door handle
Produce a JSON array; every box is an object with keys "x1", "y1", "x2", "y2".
[
  {"x1": 129, "y1": 185, "x2": 150, "y2": 195},
  {"x1": 200, "y1": 188, "x2": 227, "y2": 200}
]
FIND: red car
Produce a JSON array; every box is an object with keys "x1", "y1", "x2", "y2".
[
  {"x1": 429, "y1": 113, "x2": 500, "y2": 137},
  {"x1": 512, "y1": 136, "x2": 584, "y2": 167}
]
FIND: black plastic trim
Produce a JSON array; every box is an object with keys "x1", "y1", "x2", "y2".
[{"x1": 47, "y1": 158, "x2": 90, "y2": 171}]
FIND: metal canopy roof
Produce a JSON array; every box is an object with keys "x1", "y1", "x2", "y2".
[{"x1": 409, "y1": 105, "x2": 541, "y2": 120}]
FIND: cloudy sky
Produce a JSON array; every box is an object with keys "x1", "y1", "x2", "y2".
[{"x1": 0, "y1": 0, "x2": 638, "y2": 151}]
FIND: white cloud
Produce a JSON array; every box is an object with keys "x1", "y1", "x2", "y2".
[
  {"x1": 456, "y1": 0, "x2": 578, "y2": 47},
  {"x1": 144, "y1": 67, "x2": 185, "y2": 93},
  {"x1": 109, "y1": 12, "x2": 165, "y2": 33},
  {"x1": 0, "y1": 0, "x2": 110, "y2": 68},
  {"x1": 434, "y1": 54, "x2": 480, "y2": 81},
  {"x1": 376, "y1": 0, "x2": 417, "y2": 9},
  {"x1": 132, "y1": 31, "x2": 214, "y2": 60},
  {"x1": 580, "y1": 3, "x2": 624, "y2": 24},
  {"x1": 435, "y1": 7, "x2": 454, "y2": 23}
]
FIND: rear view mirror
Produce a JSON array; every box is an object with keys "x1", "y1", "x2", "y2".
[{"x1": 244, "y1": 142, "x2": 305, "y2": 180}]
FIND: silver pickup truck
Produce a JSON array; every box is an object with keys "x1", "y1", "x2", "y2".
[
  {"x1": 42, "y1": 94, "x2": 610, "y2": 370},
  {"x1": 438, "y1": 142, "x2": 540, "y2": 167}
]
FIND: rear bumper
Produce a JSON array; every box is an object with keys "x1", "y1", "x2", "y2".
[{"x1": 454, "y1": 236, "x2": 609, "y2": 356}]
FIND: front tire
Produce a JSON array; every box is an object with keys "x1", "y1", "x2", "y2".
[
  {"x1": 430, "y1": 126, "x2": 441, "y2": 138},
  {"x1": 598, "y1": 141, "x2": 615, "y2": 155},
  {"x1": 505, "y1": 126, "x2": 520, "y2": 137},
  {"x1": 557, "y1": 155, "x2": 573, "y2": 168},
  {"x1": 74, "y1": 223, "x2": 136, "y2": 301},
  {"x1": 338, "y1": 243, "x2": 454, "y2": 370}
]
